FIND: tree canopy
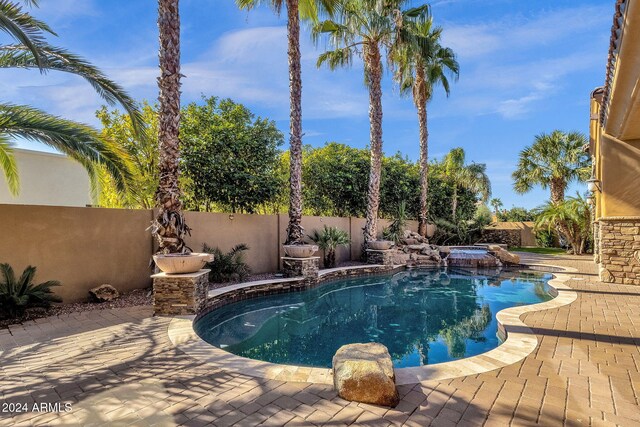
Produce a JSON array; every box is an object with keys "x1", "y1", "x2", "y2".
[{"x1": 180, "y1": 96, "x2": 284, "y2": 213}]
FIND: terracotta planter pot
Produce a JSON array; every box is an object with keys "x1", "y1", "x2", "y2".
[
  {"x1": 153, "y1": 253, "x2": 214, "y2": 274},
  {"x1": 368, "y1": 240, "x2": 394, "y2": 250},
  {"x1": 283, "y1": 245, "x2": 319, "y2": 258}
]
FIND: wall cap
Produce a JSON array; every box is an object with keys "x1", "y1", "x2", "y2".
[{"x1": 595, "y1": 216, "x2": 640, "y2": 222}]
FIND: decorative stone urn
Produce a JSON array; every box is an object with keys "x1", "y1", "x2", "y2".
[
  {"x1": 368, "y1": 240, "x2": 394, "y2": 250},
  {"x1": 153, "y1": 253, "x2": 214, "y2": 274},
  {"x1": 283, "y1": 244, "x2": 319, "y2": 258}
]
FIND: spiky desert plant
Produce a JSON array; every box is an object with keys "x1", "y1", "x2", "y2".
[
  {"x1": 0, "y1": 264, "x2": 61, "y2": 319},
  {"x1": 382, "y1": 200, "x2": 408, "y2": 244}
]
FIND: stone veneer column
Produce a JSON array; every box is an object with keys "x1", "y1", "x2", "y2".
[
  {"x1": 366, "y1": 249, "x2": 394, "y2": 266},
  {"x1": 152, "y1": 269, "x2": 210, "y2": 315},
  {"x1": 282, "y1": 257, "x2": 320, "y2": 282},
  {"x1": 598, "y1": 218, "x2": 640, "y2": 285}
]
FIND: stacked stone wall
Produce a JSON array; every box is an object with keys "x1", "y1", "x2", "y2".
[
  {"x1": 480, "y1": 229, "x2": 521, "y2": 247},
  {"x1": 598, "y1": 218, "x2": 640, "y2": 285},
  {"x1": 152, "y1": 270, "x2": 209, "y2": 315}
]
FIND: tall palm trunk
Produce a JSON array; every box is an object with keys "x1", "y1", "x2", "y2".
[
  {"x1": 451, "y1": 185, "x2": 458, "y2": 222},
  {"x1": 285, "y1": 0, "x2": 304, "y2": 245},
  {"x1": 155, "y1": 0, "x2": 189, "y2": 254},
  {"x1": 549, "y1": 178, "x2": 566, "y2": 247},
  {"x1": 415, "y1": 68, "x2": 429, "y2": 237},
  {"x1": 363, "y1": 42, "x2": 384, "y2": 246},
  {"x1": 550, "y1": 178, "x2": 566, "y2": 204}
]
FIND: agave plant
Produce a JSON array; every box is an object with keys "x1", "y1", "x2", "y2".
[
  {"x1": 203, "y1": 243, "x2": 251, "y2": 283},
  {"x1": 0, "y1": 263, "x2": 61, "y2": 319},
  {"x1": 309, "y1": 225, "x2": 350, "y2": 268},
  {"x1": 382, "y1": 201, "x2": 408, "y2": 244}
]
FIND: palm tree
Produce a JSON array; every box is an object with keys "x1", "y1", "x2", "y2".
[
  {"x1": 314, "y1": 0, "x2": 429, "y2": 245},
  {"x1": 440, "y1": 147, "x2": 491, "y2": 221},
  {"x1": 153, "y1": 0, "x2": 190, "y2": 254},
  {"x1": 513, "y1": 130, "x2": 590, "y2": 205},
  {"x1": 237, "y1": 0, "x2": 336, "y2": 245},
  {"x1": 394, "y1": 17, "x2": 458, "y2": 237},
  {"x1": 309, "y1": 225, "x2": 350, "y2": 267},
  {"x1": 490, "y1": 198, "x2": 503, "y2": 219},
  {"x1": 0, "y1": 1, "x2": 144, "y2": 195},
  {"x1": 535, "y1": 194, "x2": 591, "y2": 255}
]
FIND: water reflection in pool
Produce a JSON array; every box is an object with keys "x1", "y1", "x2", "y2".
[{"x1": 194, "y1": 268, "x2": 553, "y2": 368}]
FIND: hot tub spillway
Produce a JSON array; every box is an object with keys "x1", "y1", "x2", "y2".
[{"x1": 445, "y1": 247, "x2": 502, "y2": 268}]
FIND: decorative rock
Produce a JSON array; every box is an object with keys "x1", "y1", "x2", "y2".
[
  {"x1": 494, "y1": 249, "x2": 520, "y2": 265},
  {"x1": 600, "y1": 267, "x2": 614, "y2": 283},
  {"x1": 332, "y1": 343, "x2": 399, "y2": 407},
  {"x1": 89, "y1": 284, "x2": 119, "y2": 302}
]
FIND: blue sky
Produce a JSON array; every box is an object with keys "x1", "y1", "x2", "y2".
[{"x1": 4, "y1": 0, "x2": 612, "y2": 209}]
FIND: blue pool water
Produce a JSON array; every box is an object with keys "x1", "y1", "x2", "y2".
[{"x1": 194, "y1": 268, "x2": 553, "y2": 368}]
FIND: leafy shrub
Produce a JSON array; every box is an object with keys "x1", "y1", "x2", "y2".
[
  {"x1": 535, "y1": 229, "x2": 555, "y2": 248},
  {"x1": 0, "y1": 264, "x2": 62, "y2": 320},
  {"x1": 309, "y1": 226, "x2": 350, "y2": 268},
  {"x1": 431, "y1": 204, "x2": 493, "y2": 246},
  {"x1": 203, "y1": 244, "x2": 251, "y2": 283},
  {"x1": 497, "y1": 206, "x2": 536, "y2": 222}
]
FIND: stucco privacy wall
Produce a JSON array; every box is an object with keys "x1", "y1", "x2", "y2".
[
  {"x1": 0, "y1": 149, "x2": 92, "y2": 207},
  {"x1": 0, "y1": 204, "x2": 418, "y2": 302},
  {"x1": 0, "y1": 204, "x2": 153, "y2": 303},
  {"x1": 184, "y1": 211, "x2": 280, "y2": 273}
]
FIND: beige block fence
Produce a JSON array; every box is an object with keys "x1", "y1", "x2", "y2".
[{"x1": 0, "y1": 204, "x2": 417, "y2": 303}]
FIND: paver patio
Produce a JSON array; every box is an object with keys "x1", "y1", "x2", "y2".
[{"x1": 1, "y1": 253, "x2": 639, "y2": 426}]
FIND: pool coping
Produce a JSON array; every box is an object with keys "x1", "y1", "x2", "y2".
[{"x1": 167, "y1": 263, "x2": 579, "y2": 386}]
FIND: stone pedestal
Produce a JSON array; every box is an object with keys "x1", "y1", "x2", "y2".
[
  {"x1": 282, "y1": 257, "x2": 319, "y2": 281},
  {"x1": 152, "y1": 269, "x2": 210, "y2": 315},
  {"x1": 366, "y1": 249, "x2": 394, "y2": 266}
]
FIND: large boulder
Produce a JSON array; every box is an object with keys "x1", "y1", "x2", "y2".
[
  {"x1": 332, "y1": 343, "x2": 399, "y2": 407},
  {"x1": 89, "y1": 284, "x2": 120, "y2": 302},
  {"x1": 494, "y1": 248, "x2": 520, "y2": 265}
]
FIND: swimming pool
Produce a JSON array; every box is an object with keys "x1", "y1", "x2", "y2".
[{"x1": 194, "y1": 268, "x2": 553, "y2": 368}]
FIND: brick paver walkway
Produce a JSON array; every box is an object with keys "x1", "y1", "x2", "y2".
[{"x1": 1, "y1": 254, "x2": 639, "y2": 426}]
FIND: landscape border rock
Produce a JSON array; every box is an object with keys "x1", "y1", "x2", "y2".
[
  {"x1": 89, "y1": 284, "x2": 120, "y2": 302},
  {"x1": 332, "y1": 343, "x2": 399, "y2": 407}
]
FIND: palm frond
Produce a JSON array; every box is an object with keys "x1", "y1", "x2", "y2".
[
  {"x1": 0, "y1": 44, "x2": 147, "y2": 139},
  {"x1": 317, "y1": 47, "x2": 353, "y2": 69},
  {"x1": 0, "y1": 0, "x2": 55, "y2": 68},
  {"x1": 0, "y1": 103, "x2": 133, "y2": 193},
  {"x1": 0, "y1": 135, "x2": 19, "y2": 195}
]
